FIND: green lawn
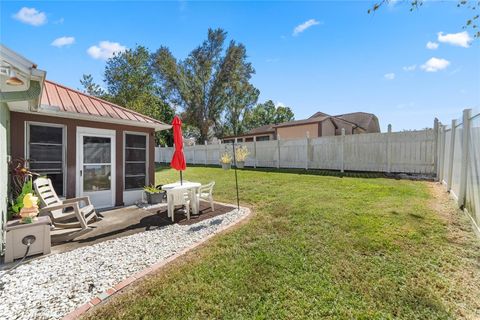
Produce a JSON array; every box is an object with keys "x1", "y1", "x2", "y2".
[{"x1": 86, "y1": 166, "x2": 480, "y2": 319}]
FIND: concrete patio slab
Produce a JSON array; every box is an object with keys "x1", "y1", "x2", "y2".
[{"x1": 51, "y1": 201, "x2": 236, "y2": 254}]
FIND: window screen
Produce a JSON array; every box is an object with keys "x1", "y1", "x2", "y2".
[
  {"x1": 28, "y1": 124, "x2": 65, "y2": 196},
  {"x1": 125, "y1": 134, "x2": 147, "y2": 190}
]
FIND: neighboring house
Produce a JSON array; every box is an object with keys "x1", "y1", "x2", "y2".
[
  {"x1": 222, "y1": 111, "x2": 380, "y2": 142},
  {"x1": 223, "y1": 124, "x2": 275, "y2": 143},
  {"x1": 0, "y1": 45, "x2": 170, "y2": 254}
]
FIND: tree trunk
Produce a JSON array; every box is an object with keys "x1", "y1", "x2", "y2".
[{"x1": 199, "y1": 123, "x2": 209, "y2": 143}]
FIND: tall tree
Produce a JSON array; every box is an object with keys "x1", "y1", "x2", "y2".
[
  {"x1": 102, "y1": 46, "x2": 174, "y2": 145},
  {"x1": 243, "y1": 100, "x2": 295, "y2": 130},
  {"x1": 79, "y1": 74, "x2": 106, "y2": 97},
  {"x1": 222, "y1": 43, "x2": 260, "y2": 136},
  {"x1": 152, "y1": 28, "x2": 258, "y2": 142},
  {"x1": 224, "y1": 82, "x2": 259, "y2": 136},
  {"x1": 368, "y1": 0, "x2": 479, "y2": 38}
]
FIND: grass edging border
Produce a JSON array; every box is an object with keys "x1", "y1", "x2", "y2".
[{"x1": 62, "y1": 205, "x2": 252, "y2": 320}]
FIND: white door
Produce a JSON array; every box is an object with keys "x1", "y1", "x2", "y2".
[{"x1": 77, "y1": 127, "x2": 115, "y2": 209}]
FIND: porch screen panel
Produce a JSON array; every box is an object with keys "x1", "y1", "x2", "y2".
[
  {"x1": 125, "y1": 134, "x2": 147, "y2": 190},
  {"x1": 28, "y1": 124, "x2": 65, "y2": 196},
  {"x1": 83, "y1": 136, "x2": 112, "y2": 192}
]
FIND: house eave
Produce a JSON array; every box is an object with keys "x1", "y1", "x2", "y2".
[{"x1": 9, "y1": 106, "x2": 172, "y2": 131}]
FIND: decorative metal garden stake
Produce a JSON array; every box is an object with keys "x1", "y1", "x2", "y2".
[{"x1": 232, "y1": 141, "x2": 240, "y2": 210}]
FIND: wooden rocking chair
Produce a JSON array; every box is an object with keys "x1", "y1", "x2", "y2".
[{"x1": 33, "y1": 177, "x2": 99, "y2": 242}]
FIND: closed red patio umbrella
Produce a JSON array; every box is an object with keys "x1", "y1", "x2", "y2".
[{"x1": 170, "y1": 115, "x2": 186, "y2": 184}]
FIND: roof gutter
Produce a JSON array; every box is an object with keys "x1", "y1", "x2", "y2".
[{"x1": 0, "y1": 80, "x2": 41, "y2": 103}]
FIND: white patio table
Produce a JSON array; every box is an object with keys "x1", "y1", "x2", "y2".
[{"x1": 162, "y1": 181, "x2": 201, "y2": 215}]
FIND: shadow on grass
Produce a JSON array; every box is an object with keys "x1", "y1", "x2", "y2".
[{"x1": 156, "y1": 162, "x2": 389, "y2": 179}]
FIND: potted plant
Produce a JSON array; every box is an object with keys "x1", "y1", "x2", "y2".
[
  {"x1": 235, "y1": 145, "x2": 249, "y2": 168},
  {"x1": 8, "y1": 159, "x2": 38, "y2": 221},
  {"x1": 143, "y1": 185, "x2": 165, "y2": 204},
  {"x1": 220, "y1": 152, "x2": 232, "y2": 170},
  {"x1": 9, "y1": 179, "x2": 37, "y2": 221}
]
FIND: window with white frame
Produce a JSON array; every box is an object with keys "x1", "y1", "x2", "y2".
[
  {"x1": 124, "y1": 133, "x2": 147, "y2": 190},
  {"x1": 27, "y1": 123, "x2": 65, "y2": 196}
]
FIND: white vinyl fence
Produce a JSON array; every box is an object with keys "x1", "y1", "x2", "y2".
[
  {"x1": 437, "y1": 108, "x2": 480, "y2": 235},
  {"x1": 156, "y1": 127, "x2": 436, "y2": 174}
]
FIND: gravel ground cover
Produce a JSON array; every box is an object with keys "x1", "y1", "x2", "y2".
[{"x1": 0, "y1": 206, "x2": 249, "y2": 320}]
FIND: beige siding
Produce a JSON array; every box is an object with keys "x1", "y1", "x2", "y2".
[
  {"x1": 321, "y1": 120, "x2": 335, "y2": 136},
  {"x1": 277, "y1": 123, "x2": 319, "y2": 139}
]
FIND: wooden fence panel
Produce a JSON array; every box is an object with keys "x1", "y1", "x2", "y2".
[
  {"x1": 309, "y1": 136, "x2": 342, "y2": 170},
  {"x1": 344, "y1": 132, "x2": 387, "y2": 172},
  {"x1": 437, "y1": 109, "x2": 479, "y2": 236},
  {"x1": 156, "y1": 129, "x2": 436, "y2": 174},
  {"x1": 466, "y1": 120, "x2": 480, "y2": 232},
  {"x1": 255, "y1": 140, "x2": 278, "y2": 168}
]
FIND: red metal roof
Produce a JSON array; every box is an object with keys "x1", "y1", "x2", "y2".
[{"x1": 40, "y1": 80, "x2": 168, "y2": 129}]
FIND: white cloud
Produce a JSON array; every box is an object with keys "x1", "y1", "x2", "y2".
[
  {"x1": 51, "y1": 36, "x2": 75, "y2": 48},
  {"x1": 402, "y1": 65, "x2": 416, "y2": 72},
  {"x1": 13, "y1": 7, "x2": 47, "y2": 26},
  {"x1": 426, "y1": 41, "x2": 439, "y2": 50},
  {"x1": 384, "y1": 73, "x2": 395, "y2": 80},
  {"x1": 420, "y1": 57, "x2": 450, "y2": 72},
  {"x1": 275, "y1": 101, "x2": 286, "y2": 108},
  {"x1": 87, "y1": 41, "x2": 127, "y2": 60},
  {"x1": 437, "y1": 31, "x2": 472, "y2": 48},
  {"x1": 293, "y1": 19, "x2": 321, "y2": 36}
]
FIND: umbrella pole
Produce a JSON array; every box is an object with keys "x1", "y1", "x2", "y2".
[
  {"x1": 231, "y1": 141, "x2": 240, "y2": 210},
  {"x1": 180, "y1": 171, "x2": 183, "y2": 185}
]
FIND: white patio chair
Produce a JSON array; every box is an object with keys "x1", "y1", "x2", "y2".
[
  {"x1": 197, "y1": 181, "x2": 215, "y2": 212},
  {"x1": 167, "y1": 188, "x2": 191, "y2": 222},
  {"x1": 33, "y1": 177, "x2": 99, "y2": 228}
]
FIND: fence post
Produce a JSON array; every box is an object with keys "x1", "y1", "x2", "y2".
[
  {"x1": 340, "y1": 128, "x2": 345, "y2": 173},
  {"x1": 305, "y1": 131, "x2": 310, "y2": 170},
  {"x1": 446, "y1": 119, "x2": 457, "y2": 191},
  {"x1": 219, "y1": 140, "x2": 222, "y2": 166},
  {"x1": 436, "y1": 123, "x2": 442, "y2": 180},
  {"x1": 183, "y1": 141, "x2": 186, "y2": 164},
  {"x1": 277, "y1": 134, "x2": 281, "y2": 169},
  {"x1": 438, "y1": 125, "x2": 446, "y2": 182},
  {"x1": 253, "y1": 136, "x2": 257, "y2": 168},
  {"x1": 192, "y1": 142, "x2": 196, "y2": 164},
  {"x1": 204, "y1": 141, "x2": 208, "y2": 166},
  {"x1": 458, "y1": 108, "x2": 472, "y2": 208},
  {"x1": 386, "y1": 124, "x2": 392, "y2": 173},
  {"x1": 433, "y1": 118, "x2": 439, "y2": 176}
]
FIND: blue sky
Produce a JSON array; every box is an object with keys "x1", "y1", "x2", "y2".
[{"x1": 1, "y1": 1, "x2": 479, "y2": 131}]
